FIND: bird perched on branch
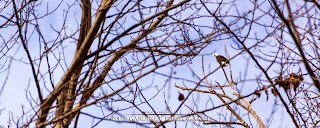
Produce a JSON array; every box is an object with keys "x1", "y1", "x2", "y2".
[{"x1": 213, "y1": 53, "x2": 229, "y2": 67}]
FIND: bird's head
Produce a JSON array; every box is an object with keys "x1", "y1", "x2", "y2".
[{"x1": 213, "y1": 53, "x2": 219, "y2": 57}]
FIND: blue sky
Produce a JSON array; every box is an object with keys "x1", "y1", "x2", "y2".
[{"x1": 1, "y1": 0, "x2": 318, "y2": 127}]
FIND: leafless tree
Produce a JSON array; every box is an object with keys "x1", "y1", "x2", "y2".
[{"x1": 1, "y1": 0, "x2": 320, "y2": 127}]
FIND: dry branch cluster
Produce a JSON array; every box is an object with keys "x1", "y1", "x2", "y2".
[{"x1": 275, "y1": 73, "x2": 304, "y2": 92}]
